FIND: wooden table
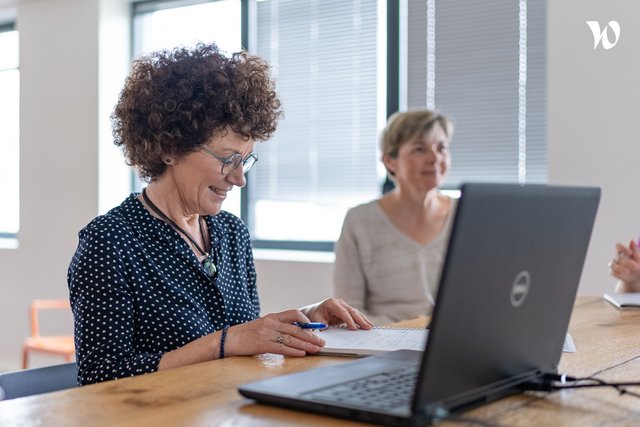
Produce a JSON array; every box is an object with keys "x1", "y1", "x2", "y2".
[{"x1": 1, "y1": 296, "x2": 639, "y2": 426}]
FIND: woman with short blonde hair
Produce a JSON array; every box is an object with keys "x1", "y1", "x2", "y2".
[{"x1": 333, "y1": 109, "x2": 456, "y2": 325}]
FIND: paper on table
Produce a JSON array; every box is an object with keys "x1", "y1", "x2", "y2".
[
  {"x1": 317, "y1": 327, "x2": 577, "y2": 356},
  {"x1": 603, "y1": 292, "x2": 640, "y2": 310},
  {"x1": 316, "y1": 327, "x2": 428, "y2": 357},
  {"x1": 563, "y1": 332, "x2": 576, "y2": 353}
]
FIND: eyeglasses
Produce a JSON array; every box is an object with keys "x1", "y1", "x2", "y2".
[{"x1": 201, "y1": 147, "x2": 258, "y2": 175}]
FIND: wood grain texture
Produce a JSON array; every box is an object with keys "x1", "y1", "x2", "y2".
[{"x1": 1, "y1": 296, "x2": 638, "y2": 426}]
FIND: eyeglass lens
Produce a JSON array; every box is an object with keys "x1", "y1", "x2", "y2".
[{"x1": 222, "y1": 153, "x2": 257, "y2": 175}]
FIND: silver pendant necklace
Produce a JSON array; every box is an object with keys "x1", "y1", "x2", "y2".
[{"x1": 142, "y1": 188, "x2": 217, "y2": 277}]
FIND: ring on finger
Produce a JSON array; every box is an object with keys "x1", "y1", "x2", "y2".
[{"x1": 276, "y1": 333, "x2": 285, "y2": 344}]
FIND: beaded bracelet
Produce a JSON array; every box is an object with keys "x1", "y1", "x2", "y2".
[{"x1": 219, "y1": 325, "x2": 230, "y2": 359}]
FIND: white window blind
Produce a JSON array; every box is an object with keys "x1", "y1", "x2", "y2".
[
  {"x1": 250, "y1": 0, "x2": 386, "y2": 243},
  {"x1": 406, "y1": 0, "x2": 546, "y2": 187}
]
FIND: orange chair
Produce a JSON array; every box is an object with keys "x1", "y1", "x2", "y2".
[{"x1": 22, "y1": 300, "x2": 75, "y2": 369}]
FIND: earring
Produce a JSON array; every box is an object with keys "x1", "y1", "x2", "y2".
[{"x1": 164, "y1": 158, "x2": 173, "y2": 165}]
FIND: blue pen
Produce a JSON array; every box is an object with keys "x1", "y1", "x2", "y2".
[{"x1": 293, "y1": 322, "x2": 327, "y2": 330}]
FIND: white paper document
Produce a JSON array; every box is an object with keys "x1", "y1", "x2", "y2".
[
  {"x1": 563, "y1": 332, "x2": 576, "y2": 353},
  {"x1": 603, "y1": 292, "x2": 640, "y2": 310},
  {"x1": 316, "y1": 327, "x2": 577, "y2": 356},
  {"x1": 317, "y1": 327, "x2": 428, "y2": 357}
]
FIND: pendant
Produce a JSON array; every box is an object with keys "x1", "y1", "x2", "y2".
[{"x1": 203, "y1": 258, "x2": 217, "y2": 277}]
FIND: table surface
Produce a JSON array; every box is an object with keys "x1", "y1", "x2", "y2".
[{"x1": 1, "y1": 296, "x2": 639, "y2": 426}]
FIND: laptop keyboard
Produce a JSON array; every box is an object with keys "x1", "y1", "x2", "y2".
[{"x1": 302, "y1": 366, "x2": 418, "y2": 411}]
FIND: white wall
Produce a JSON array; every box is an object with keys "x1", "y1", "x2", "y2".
[
  {"x1": 547, "y1": 0, "x2": 640, "y2": 293},
  {"x1": 0, "y1": 0, "x2": 100, "y2": 371},
  {"x1": 0, "y1": 0, "x2": 638, "y2": 370},
  {"x1": 0, "y1": 0, "x2": 130, "y2": 371}
]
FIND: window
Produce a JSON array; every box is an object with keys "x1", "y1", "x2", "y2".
[
  {"x1": 250, "y1": 0, "x2": 387, "y2": 249},
  {"x1": 128, "y1": 0, "x2": 547, "y2": 252},
  {"x1": 132, "y1": 0, "x2": 243, "y2": 216},
  {"x1": 406, "y1": 0, "x2": 546, "y2": 186},
  {"x1": 0, "y1": 24, "x2": 19, "y2": 243}
]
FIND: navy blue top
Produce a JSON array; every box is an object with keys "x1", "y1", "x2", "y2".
[{"x1": 67, "y1": 194, "x2": 259, "y2": 385}]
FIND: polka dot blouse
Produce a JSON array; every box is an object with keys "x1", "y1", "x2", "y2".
[{"x1": 67, "y1": 193, "x2": 260, "y2": 385}]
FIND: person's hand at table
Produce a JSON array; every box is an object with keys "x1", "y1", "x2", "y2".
[
  {"x1": 610, "y1": 239, "x2": 640, "y2": 293},
  {"x1": 302, "y1": 298, "x2": 374, "y2": 331},
  {"x1": 224, "y1": 310, "x2": 327, "y2": 357}
]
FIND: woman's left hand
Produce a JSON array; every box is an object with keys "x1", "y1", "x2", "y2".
[{"x1": 302, "y1": 298, "x2": 374, "y2": 331}]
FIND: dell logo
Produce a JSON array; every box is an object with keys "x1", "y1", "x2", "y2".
[
  {"x1": 510, "y1": 271, "x2": 530, "y2": 308},
  {"x1": 586, "y1": 20, "x2": 621, "y2": 50}
]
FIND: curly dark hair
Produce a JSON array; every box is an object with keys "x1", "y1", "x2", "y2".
[{"x1": 112, "y1": 42, "x2": 282, "y2": 181}]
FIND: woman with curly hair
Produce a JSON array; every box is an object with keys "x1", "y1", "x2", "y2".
[{"x1": 68, "y1": 42, "x2": 372, "y2": 385}]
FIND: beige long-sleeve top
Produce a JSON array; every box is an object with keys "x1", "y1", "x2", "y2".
[{"x1": 332, "y1": 199, "x2": 456, "y2": 325}]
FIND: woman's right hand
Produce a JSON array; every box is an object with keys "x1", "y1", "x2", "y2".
[
  {"x1": 610, "y1": 240, "x2": 640, "y2": 293},
  {"x1": 223, "y1": 310, "x2": 326, "y2": 357}
]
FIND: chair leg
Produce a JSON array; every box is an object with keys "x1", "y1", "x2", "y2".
[{"x1": 22, "y1": 348, "x2": 28, "y2": 369}]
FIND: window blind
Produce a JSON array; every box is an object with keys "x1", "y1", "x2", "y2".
[
  {"x1": 250, "y1": 0, "x2": 385, "y2": 242},
  {"x1": 406, "y1": 0, "x2": 546, "y2": 187}
]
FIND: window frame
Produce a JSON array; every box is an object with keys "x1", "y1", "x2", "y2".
[
  {"x1": 0, "y1": 21, "x2": 19, "y2": 242},
  {"x1": 0, "y1": 22, "x2": 14, "y2": 32}
]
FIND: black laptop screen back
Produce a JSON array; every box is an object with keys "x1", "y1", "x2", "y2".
[{"x1": 413, "y1": 183, "x2": 600, "y2": 415}]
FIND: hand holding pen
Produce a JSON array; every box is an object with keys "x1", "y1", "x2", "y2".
[
  {"x1": 224, "y1": 299, "x2": 372, "y2": 359},
  {"x1": 292, "y1": 322, "x2": 328, "y2": 330},
  {"x1": 221, "y1": 310, "x2": 328, "y2": 358}
]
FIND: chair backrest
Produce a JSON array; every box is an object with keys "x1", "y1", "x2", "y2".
[
  {"x1": 30, "y1": 299, "x2": 71, "y2": 338},
  {"x1": 0, "y1": 362, "x2": 77, "y2": 401}
]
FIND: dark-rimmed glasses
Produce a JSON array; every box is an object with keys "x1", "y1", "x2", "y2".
[{"x1": 201, "y1": 147, "x2": 258, "y2": 175}]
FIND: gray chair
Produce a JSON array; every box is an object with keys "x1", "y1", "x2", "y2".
[{"x1": 0, "y1": 362, "x2": 77, "y2": 401}]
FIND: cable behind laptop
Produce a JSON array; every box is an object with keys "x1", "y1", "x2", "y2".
[{"x1": 521, "y1": 372, "x2": 640, "y2": 399}]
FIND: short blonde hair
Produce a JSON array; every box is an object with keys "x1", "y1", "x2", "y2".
[{"x1": 380, "y1": 109, "x2": 453, "y2": 164}]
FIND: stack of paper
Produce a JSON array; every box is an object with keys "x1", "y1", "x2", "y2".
[{"x1": 316, "y1": 327, "x2": 428, "y2": 357}]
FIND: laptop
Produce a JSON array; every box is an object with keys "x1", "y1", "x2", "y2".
[{"x1": 238, "y1": 183, "x2": 601, "y2": 426}]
